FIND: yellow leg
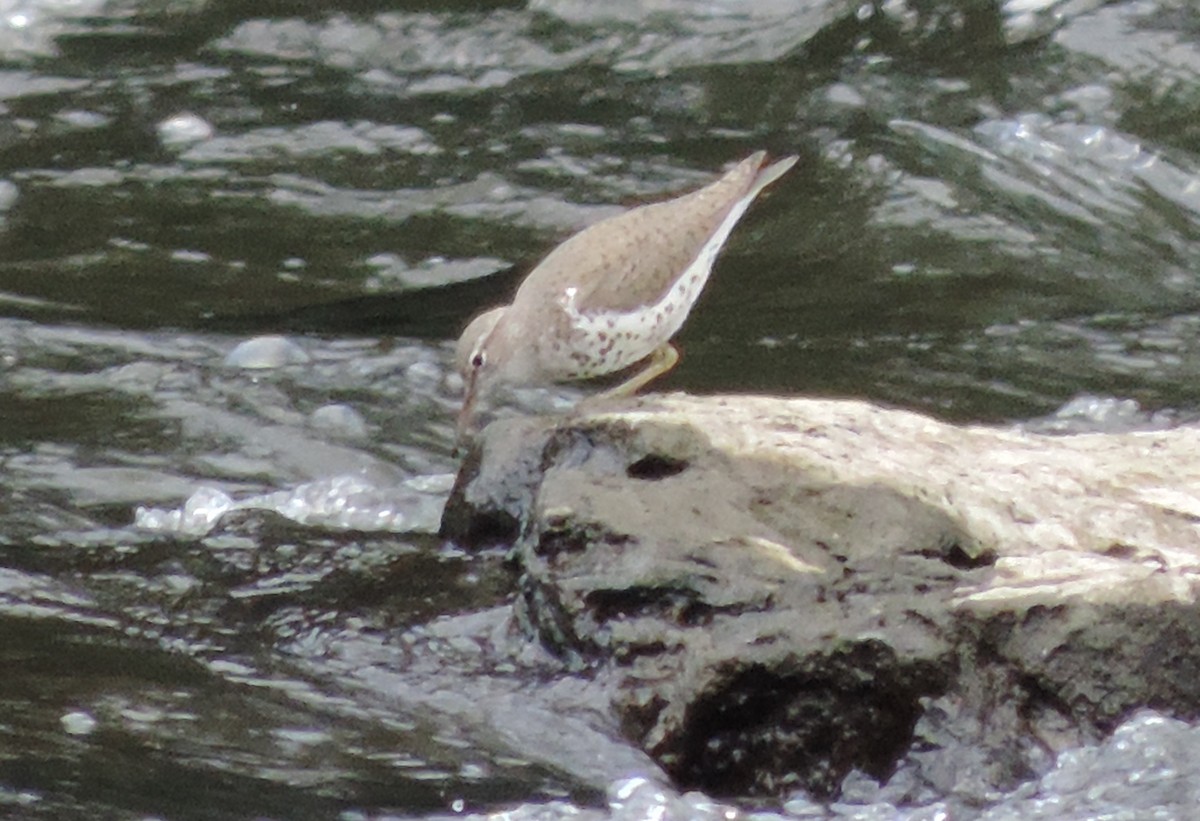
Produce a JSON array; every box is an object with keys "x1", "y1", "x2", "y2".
[{"x1": 594, "y1": 343, "x2": 680, "y2": 400}]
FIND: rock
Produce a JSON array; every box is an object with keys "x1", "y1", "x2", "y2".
[
  {"x1": 223, "y1": 335, "x2": 310, "y2": 368},
  {"x1": 441, "y1": 415, "x2": 556, "y2": 548},
  {"x1": 440, "y1": 393, "x2": 1200, "y2": 800}
]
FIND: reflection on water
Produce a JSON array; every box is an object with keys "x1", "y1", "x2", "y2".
[{"x1": 1, "y1": 0, "x2": 1200, "y2": 817}]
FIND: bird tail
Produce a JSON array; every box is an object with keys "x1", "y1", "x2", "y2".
[{"x1": 749, "y1": 153, "x2": 799, "y2": 198}]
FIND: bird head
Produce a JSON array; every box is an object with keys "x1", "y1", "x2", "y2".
[{"x1": 454, "y1": 306, "x2": 509, "y2": 443}]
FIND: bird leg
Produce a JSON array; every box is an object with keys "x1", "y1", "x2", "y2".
[{"x1": 594, "y1": 343, "x2": 680, "y2": 400}]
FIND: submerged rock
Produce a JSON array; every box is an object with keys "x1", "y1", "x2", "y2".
[{"x1": 441, "y1": 393, "x2": 1200, "y2": 801}]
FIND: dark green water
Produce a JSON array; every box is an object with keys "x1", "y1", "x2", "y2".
[{"x1": 1, "y1": 1, "x2": 1199, "y2": 818}]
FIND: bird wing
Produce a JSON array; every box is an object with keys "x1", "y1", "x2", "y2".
[{"x1": 513, "y1": 152, "x2": 796, "y2": 316}]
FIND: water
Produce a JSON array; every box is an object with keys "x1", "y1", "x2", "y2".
[{"x1": 2, "y1": 0, "x2": 1200, "y2": 818}]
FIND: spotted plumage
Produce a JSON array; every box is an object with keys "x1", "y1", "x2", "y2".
[{"x1": 455, "y1": 151, "x2": 798, "y2": 440}]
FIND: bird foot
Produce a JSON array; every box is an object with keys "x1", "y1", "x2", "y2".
[{"x1": 592, "y1": 343, "x2": 680, "y2": 401}]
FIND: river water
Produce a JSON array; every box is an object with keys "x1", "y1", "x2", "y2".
[{"x1": 2, "y1": 0, "x2": 1200, "y2": 819}]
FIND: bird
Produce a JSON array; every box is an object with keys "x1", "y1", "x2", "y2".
[{"x1": 455, "y1": 150, "x2": 797, "y2": 441}]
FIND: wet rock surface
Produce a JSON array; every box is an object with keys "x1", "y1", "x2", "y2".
[{"x1": 443, "y1": 394, "x2": 1200, "y2": 802}]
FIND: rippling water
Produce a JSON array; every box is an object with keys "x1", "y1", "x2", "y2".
[{"x1": 2, "y1": 0, "x2": 1200, "y2": 818}]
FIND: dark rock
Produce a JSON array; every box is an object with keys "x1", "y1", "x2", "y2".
[{"x1": 439, "y1": 415, "x2": 556, "y2": 548}]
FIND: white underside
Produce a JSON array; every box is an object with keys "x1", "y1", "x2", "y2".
[{"x1": 559, "y1": 187, "x2": 767, "y2": 377}]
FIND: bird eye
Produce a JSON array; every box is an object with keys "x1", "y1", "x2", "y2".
[{"x1": 471, "y1": 352, "x2": 485, "y2": 369}]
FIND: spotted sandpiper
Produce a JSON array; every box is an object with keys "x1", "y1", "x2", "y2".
[{"x1": 455, "y1": 150, "x2": 797, "y2": 440}]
